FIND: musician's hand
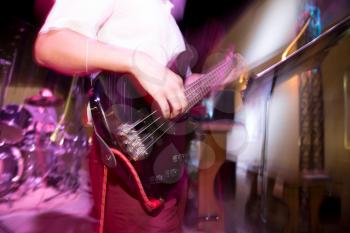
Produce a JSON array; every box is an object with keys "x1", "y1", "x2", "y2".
[
  {"x1": 222, "y1": 53, "x2": 247, "y2": 87},
  {"x1": 130, "y1": 53, "x2": 188, "y2": 119},
  {"x1": 212, "y1": 53, "x2": 247, "y2": 91}
]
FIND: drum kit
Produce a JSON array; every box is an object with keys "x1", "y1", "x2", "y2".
[{"x1": 0, "y1": 89, "x2": 89, "y2": 200}]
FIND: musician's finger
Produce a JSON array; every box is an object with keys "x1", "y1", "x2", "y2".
[
  {"x1": 166, "y1": 94, "x2": 182, "y2": 118},
  {"x1": 154, "y1": 94, "x2": 170, "y2": 118},
  {"x1": 174, "y1": 77, "x2": 188, "y2": 111},
  {"x1": 177, "y1": 90, "x2": 188, "y2": 112}
]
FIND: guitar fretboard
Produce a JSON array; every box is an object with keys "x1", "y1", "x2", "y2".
[{"x1": 183, "y1": 52, "x2": 241, "y2": 112}]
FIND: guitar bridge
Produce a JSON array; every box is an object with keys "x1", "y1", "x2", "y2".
[{"x1": 116, "y1": 123, "x2": 149, "y2": 161}]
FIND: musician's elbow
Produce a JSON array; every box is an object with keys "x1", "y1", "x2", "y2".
[{"x1": 34, "y1": 35, "x2": 51, "y2": 67}]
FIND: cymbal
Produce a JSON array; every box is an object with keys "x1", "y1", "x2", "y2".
[{"x1": 25, "y1": 89, "x2": 63, "y2": 107}]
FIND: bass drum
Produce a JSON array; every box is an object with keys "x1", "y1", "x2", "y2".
[
  {"x1": 0, "y1": 146, "x2": 24, "y2": 197},
  {"x1": 0, "y1": 105, "x2": 33, "y2": 144}
]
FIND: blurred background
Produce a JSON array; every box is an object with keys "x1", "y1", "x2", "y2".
[{"x1": 0, "y1": 0, "x2": 350, "y2": 233}]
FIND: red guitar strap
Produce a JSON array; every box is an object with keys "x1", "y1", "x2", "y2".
[
  {"x1": 89, "y1": 135, "x2": 164, "y2": 233},
  {"x1": 109, "y1": 148, "x2": 164, "y2": 212},
  {"x1": 98, "y1": 165, "x2": 108, "y2": 233}
]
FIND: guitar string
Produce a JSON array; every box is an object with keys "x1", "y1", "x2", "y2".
[
  {"x1": 129, "y1": 56, "x2": 230, "y2": 137},
  {"x1": 133, "y1": 57, "x2": 231, "y2": 140},
  {"x1": 146, "y1": 55, "x2": 242, "y2": 146},
  {"x1": 113, "y1": 52, "x2": 239, "y2": 133},
  {"x1": 141, "y1": 59, "x2": 232, "y2": 142},
  {"x1": 117, "y1": 53, "x2": 241, "y2": 155},
  {"x1": 142, "y1": 60, "x2": 236, "y2": 151},
  {"x1": 143, "y1": 69, "x2": 232, "y2": 151},
  {"x1": 123, "y1": 76, "x2": 201, "y2": 138}
]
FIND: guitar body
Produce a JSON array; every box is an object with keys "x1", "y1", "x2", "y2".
[{"x1": 90, "y1": 72, "x2": 188, "y2": 200}]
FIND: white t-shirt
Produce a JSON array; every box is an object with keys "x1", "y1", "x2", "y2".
[{"x1": 40, "y1": 0, "x2": 186, "y2": 66}]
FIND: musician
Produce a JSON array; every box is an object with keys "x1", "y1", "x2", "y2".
[
  {"x1": 34, "y1": 0, "x2": 190, "y2": 232},
  {"x1": 34, "y1": 0, "x2": 239, "y2": 232}
]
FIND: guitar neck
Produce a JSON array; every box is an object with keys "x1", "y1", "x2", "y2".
[{"x1": 184, "y1": 52, "x2": 240, "y2": 112}]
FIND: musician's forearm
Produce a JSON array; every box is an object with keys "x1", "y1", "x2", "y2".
[
  {"x1": 34, "y1": 29, "x2": 190, "y2": 119},
  {"x1": 34, "y1": 29, "x2": 133, "y2": 76}
]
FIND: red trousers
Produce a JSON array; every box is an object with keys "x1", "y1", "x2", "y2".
[{"x1": 88, "y1": 136, "x2": 188, "y2": 233}]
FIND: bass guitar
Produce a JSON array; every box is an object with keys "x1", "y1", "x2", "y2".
[{"x1": 89, "y1": 51, "x2": 244, "y2": 211}]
